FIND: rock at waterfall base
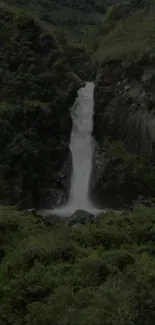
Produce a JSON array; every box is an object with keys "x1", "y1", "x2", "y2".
[{"x1": 68, "y1": 209, "x2": 96, "y2": 226}]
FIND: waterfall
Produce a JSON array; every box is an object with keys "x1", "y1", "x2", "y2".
[
  {"x1": 40, "y1": 82, "x2": 100, "y2": 216},
  {"x1": 67, "y1": 82, "x2": 95, "y2": 210}
]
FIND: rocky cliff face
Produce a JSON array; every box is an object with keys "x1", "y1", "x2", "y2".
[
  {"x1": 0, "y1": 5, "x2": 82, "y2": 209},
  {"x1": 91, "y1": 61, "x2": 155, "y2": 208}
]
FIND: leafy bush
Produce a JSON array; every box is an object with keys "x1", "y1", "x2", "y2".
[{"x1": 1, "y1": 206, "x2": 155, "y2": 324}]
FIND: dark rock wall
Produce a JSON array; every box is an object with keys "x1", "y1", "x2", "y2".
[{"x1": 91, "y1": 61, "x2": 155, "y2": 208}]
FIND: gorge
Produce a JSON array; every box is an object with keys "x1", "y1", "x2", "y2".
[
  {"x1": 1, "y1": 1, "x2": 155, "y2": 325},
  {"x1": 2, "y1": 0, "x2": 155, "y2": 213}
]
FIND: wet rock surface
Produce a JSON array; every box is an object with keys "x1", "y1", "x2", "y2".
[
  {"x1": 68, "y1": 209, "x2": 96, "y2": 226},
  {"x1": 93, "y1": 61, "x2": 155, "y2": 157},
  {"x1": 36, "y1": 145, "x2": 73, "y2": 210},
  {"x1": 92, "y1": 61, "x2": 155, "y2": 208},
  {"x1": 36, "y1": 209, "x2": 98, "y2": 227}
]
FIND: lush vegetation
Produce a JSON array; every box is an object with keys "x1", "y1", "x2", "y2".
[
  {"x1": 1, "y1": 205, "x2": 155, "y2": 324},
  {"x1": 4, "y1": 0, "x2": 155, "y2": 76},
  {"x1": 0, "y1": 4, "x2": 81, "y2": 207},
  {"x1": 3, "y1": 0, "x2": 102, "y2": 79},
  {"x1": 95, "y1": 0, "x2": 155, "y2": 62},
  {"x1": 3, "y1": 0, "x2": 126, "y2": 79},
  {"x1": 5, "y1": 0, "x2": 123, "y2": 25}
]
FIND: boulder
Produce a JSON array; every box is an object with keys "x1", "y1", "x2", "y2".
[
  {"x1": 69, "y1": 209, "x2": 96, "y2": 226},
  {"x1": 42, "y1": 214, "x2": 62, "y2": 227}
]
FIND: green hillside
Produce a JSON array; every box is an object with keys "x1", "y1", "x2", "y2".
[
  {"x1": 95, "y1": 0, "x2": 155, "y2": 63},
  {"x1": 4, "y1": 0, "x2": 152, "y2": 71},
  {"x1": 3, "y1": 0, "x2": 129, "y2": 79},
  {"x1": 4, "y1": 0, "x2": 122, "y2": 26},
  {"x1": 4, "y1": 0, "x2": 126, "y2": 42},
  {"x1": 4, "y1": 0, "x2": 104, "y2": 45}
]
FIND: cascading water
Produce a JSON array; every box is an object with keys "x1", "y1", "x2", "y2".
[
  {"x1": 65, "y1": 81, "x2": 95, "y2": 211},
  {"x1": 40, "y1": 82, "x2": 99, "y2": 216}
]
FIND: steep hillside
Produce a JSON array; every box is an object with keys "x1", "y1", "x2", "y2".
[
  {"x1": 95, "y1": 0, "x2": 155, "y2": 62},
  {"x1": 4, "y1": 0, "x2": 127, "y2": 79},
  {"x1": 92, "y1": 0, "x2": 155, "y2": 208},
  {"x1": 5, "y1": 0, "x2": 121, "y2": 26},
  {"x1": 4, "y1": 0, "x2": 127, "y2": 44},
  {"x1": 0, "y1": 4, "x2": 81, "y2": 208}
]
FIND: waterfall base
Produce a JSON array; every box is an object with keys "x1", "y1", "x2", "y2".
[{"x1": 38, "y1": 199, "x2": 102, "y2": 217}]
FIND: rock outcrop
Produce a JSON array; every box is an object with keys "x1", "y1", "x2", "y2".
[
  {"x1": 91, "y1": 61, "x2": 155, "y2": 208},
  {"x1": 0, "y1": 5, "x2": 82, "y2": 208}
]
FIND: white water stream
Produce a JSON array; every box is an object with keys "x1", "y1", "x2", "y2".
[
  {"x1": 66, "y1": 82, "x2": 95, "y2": 209},
  {"x1": 40, "y1": 82, "x2": 100, "y2": 216}
]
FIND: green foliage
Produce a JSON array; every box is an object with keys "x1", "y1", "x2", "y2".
[
  {"x1": 4, "y1": 0, "x2": 106, "y2": 58},
  {"x1": 63, "y1": 40, "x2": 97, "y2": 80},
  {"x1": 95, "y1": 0, "x2": 155, "y2": 63},
  {"x1": 1, "y1": 205, "x2": 155, "y2": 324},
  {"x1": 3, "y1": 0, "x2": 127, "y2": 79},
  {"x1": 0, "y1": 5, "x2": 81, "y2": 206},
  {"x1": 5, "y1": 0, "x2": 107, "y2": 25}
]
